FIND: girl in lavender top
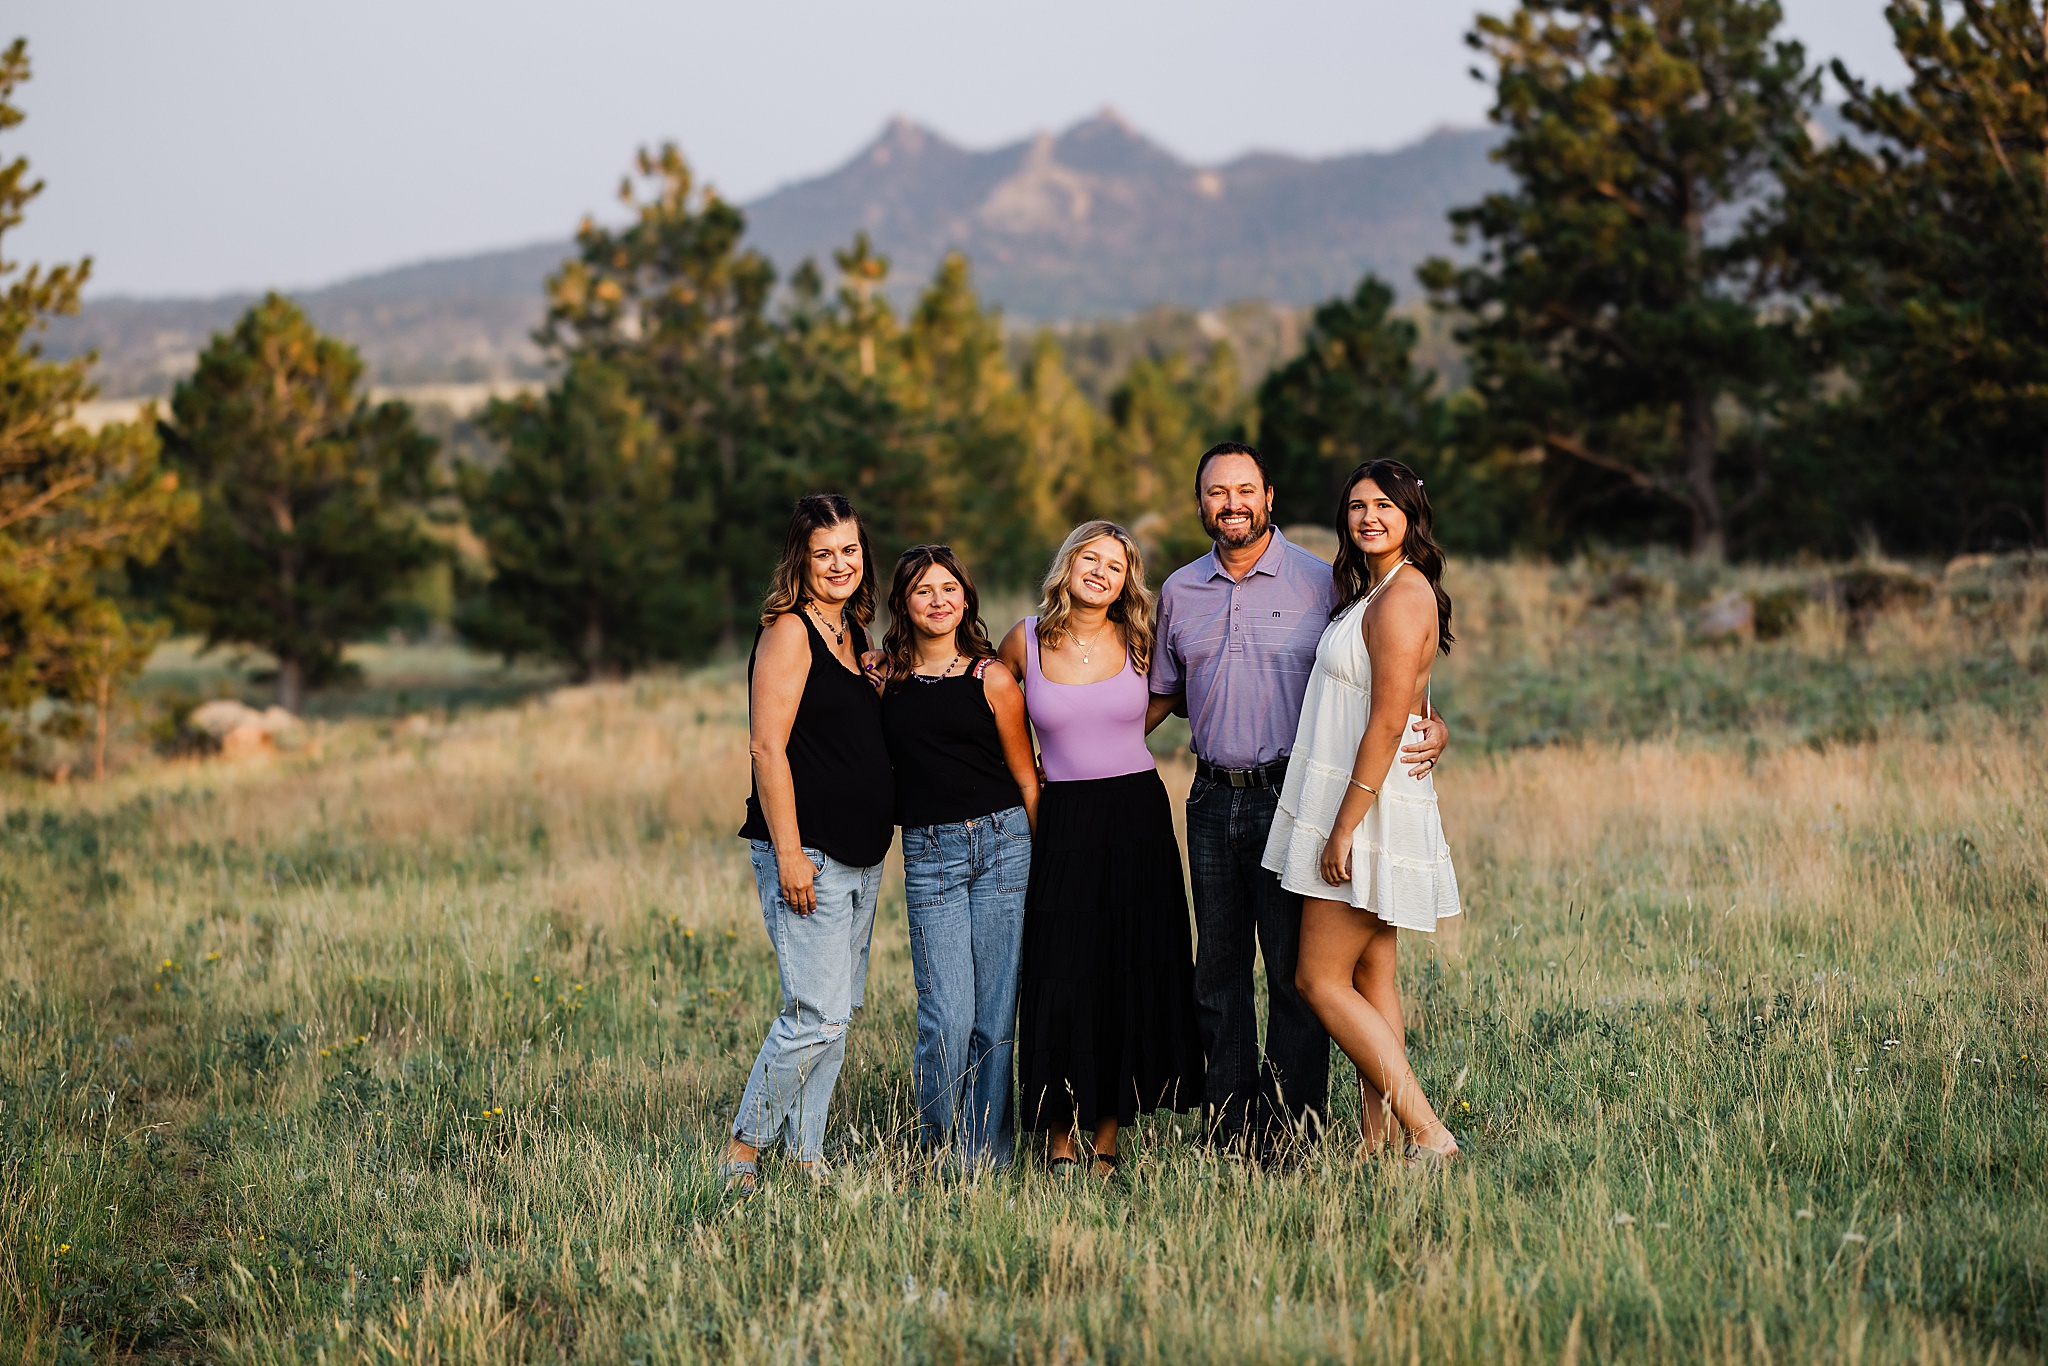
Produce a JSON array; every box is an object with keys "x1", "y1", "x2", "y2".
[{"x1": 998, "y1": 520, "x2": 1205, "y2": 1177}]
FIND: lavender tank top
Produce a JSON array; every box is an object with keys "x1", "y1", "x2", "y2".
[{"x1": 1023, "y1": 617, "x2": 1157, "y2": 782}]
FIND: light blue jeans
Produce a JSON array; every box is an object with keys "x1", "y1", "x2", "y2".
[
  {"x1": 730, "y1": 840, "x2": 883, "y2": 1163},
  {"x1": 902, "y1": 804, "x2": 1030, "y2": 1170}
]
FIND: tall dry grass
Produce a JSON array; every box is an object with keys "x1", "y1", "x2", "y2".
[{"x1": 0, "y1": 560, "x2": 2042, "y2": 1363}]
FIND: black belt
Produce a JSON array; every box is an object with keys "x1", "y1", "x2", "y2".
[{"x1": 1195, "y1": 755, "x2": 1289, "y2": 789}]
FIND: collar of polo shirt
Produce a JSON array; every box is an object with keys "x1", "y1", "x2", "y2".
[{"x1": 1207, "y1": 525, "x2": 1288, "y2": 581}]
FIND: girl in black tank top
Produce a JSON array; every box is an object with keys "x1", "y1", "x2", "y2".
[
  {"x1": 880, "y1": 659, "x2": 1023, "y2": 828},
  {"x1": 877, "y1": 546, "x2": 1042, "y2": 1172}
]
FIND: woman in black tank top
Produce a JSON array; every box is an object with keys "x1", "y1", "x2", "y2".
[
  {"x1": 877, "y1": 546, "x2": 1040, "y2": 1173},
  {"x1": 722, "y1": 495, "x2": 894, "y2": 1195}
]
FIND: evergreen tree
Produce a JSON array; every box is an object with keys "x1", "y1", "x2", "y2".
[
  {"x1": 1423, "y1": 0, "x2": 1818, "y2": 558},
  {"x1": 1776, "y1": 0, "x2": 2048, "y2": 551},
  {"x1": 767, "y1": 243, "x2": 920, "y2": 553},
  {"x1": 164, "y1": 295, "x2": 438, "y2": 712},
  {"x1": 0, "y1": 38, "x2": 192, "y2": 768},
  {"x1": 459, "y1": 359, "x2": 687, "y2": 676},
  {"x1": 897, "y1": 253, "x2": 1041, "y2": 578},
  {"x1": 1016, "y1": 332, "x2": 1103, "y2": 565},
  {"x1": 1255, "y1": 275, "x2": 1447, "y2": 524},
  {"x1": 1093, "y1": 346, "x2": 1244, "y2": 567},
  {"x1": 542, "y1": 145, "x2": 779, "y2": 650}
]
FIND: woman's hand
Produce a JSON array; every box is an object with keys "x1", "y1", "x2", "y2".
[
  {"x1": 777, "y1": 847, "x2": 818, "y2": 915},
  {"x1": 1319, "y1": 824, "x2": 1356, "y2": 886},
  {"x1": 859, "y1": 649, "x2": 889, "y2": 692}
]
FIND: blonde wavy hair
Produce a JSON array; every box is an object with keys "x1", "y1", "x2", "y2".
[{"x1": 1035, "y1": 519, "x2": 1154, "y2": 675}]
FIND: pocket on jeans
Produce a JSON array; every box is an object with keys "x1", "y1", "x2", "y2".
[
  {"x1": 904, "y1": 845, "x2": 946, "y2": 911},
  {"x1": 996, "y1": 822, "x2": 1032, "y2": 894},
  {"x1": 1188, "y1": 775, "x2": 1217, "y2": 803}
]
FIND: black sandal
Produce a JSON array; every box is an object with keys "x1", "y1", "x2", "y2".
[
  {"x1": 1049, "y1": 1154, "x2": 1084, "y2": 1176},
  {"x1": 1090, "y1": 1150, "x2": 1121, "y2": 1178}
]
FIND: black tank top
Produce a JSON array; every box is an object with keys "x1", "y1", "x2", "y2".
[
  {"x1": 879, "y1": 659, "x2": 1025, "y2": 829},
  {"x1": 738, "y1": 612, "x2": 895, "y2": 868}
]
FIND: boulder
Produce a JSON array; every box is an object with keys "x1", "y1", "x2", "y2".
[
  {"x1": 1697, "y1": 589, "x2": 1754, "y2": 642},
  {"x1": 218, "y1": 724, "x2": 275, "y2": 760},
  {"x1": 187, "y1": 700, "x2": 305, "y2": 759},
  {"x1": 188, "y1": 699, "x2": 265, "y2": 740}
]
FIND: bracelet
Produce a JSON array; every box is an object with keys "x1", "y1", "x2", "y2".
[{"x1": 1349, "y1": 779, "x2": 1378, "y2": 796}]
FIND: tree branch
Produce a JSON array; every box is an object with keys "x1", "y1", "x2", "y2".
[
  {"x1": 0, "y1": 470, "x2": 91, "y2": 532},
  {"x1": 1543, "y1": 430, "x2": 1686, "y2": 500}
]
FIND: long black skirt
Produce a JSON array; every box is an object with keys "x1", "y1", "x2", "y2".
[{"x1": 1016, "y1": 768, "x2": 1206, "y2": 1131}]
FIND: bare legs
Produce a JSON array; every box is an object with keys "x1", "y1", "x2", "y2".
[
  {"x1": 1296, "y1": 898, "x2": 1456, "y2": 1158},
  {"x1": 1352, "y1": 942, "x2": 1404, "y2": 1153},
  {"x1": 1048, "y1": 1118, "x2": 1119, "y2": 1175}
]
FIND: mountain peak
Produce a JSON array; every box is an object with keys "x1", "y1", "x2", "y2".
[
  {"x1": 861, "y1": 116, "x2": 953, "y2": 168},
  {"x1": 1053, "y1": 108, "x2": 1185, "y2": 179}
]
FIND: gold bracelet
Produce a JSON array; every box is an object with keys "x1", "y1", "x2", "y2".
[{"x1": 1349, "y1": 779, "x2": 1378, "y2": 796}]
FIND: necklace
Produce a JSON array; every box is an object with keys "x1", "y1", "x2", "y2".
[
  {"x1": 806, "y1": 601, "x2": 847, "y2": 647},
  {"x1": 911, "y1": 652, "x2": 960, "y2": 682},
  {"x1": 1071, "y1": 620, "x2": 1111, "y2": 665}
]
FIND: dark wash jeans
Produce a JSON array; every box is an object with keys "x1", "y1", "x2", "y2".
[{"x1": 1185, "y1": 774, "x2": 1330, "y2": 1143}]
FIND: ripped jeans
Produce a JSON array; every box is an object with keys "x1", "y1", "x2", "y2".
[{"x1": 730, "y1": 840, "x2": 883, "y2": 1163}]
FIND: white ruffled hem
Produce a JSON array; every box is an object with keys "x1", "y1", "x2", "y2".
[{"x1": 1261, "y1": 798, "x2": 1462, "y2": 933}]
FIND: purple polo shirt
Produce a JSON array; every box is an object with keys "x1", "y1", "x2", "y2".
[{"x1": 1152, "y1": 527, "x2": 1336, "y2": 769}]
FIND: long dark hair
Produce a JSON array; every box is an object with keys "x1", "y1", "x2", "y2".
[
  {"x1": 881, "y1": 544, "x2": 997, "y2": 690},
  {"x1": 759, "y1": 492, "x2": 878, "y2": 630},
  {"x1": 1332, "y1": 459, "x2": 1453, "y2": 654}
]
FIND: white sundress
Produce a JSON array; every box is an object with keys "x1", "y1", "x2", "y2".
[{"x1": 1260, "y1": 562, "x2": 1462, "y2": 932}]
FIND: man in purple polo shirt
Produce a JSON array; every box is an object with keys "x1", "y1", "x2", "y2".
[{"x1": 1145, "y1": 441, "x2": 1446, "y2": 1156}]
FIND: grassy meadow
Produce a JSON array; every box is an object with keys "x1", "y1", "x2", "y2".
[{"x1": 1, "y1": 557, "x2": 2044, "y2": 1364}]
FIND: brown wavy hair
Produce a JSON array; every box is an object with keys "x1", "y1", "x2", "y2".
[
  {"x1": 1035, "y1": 519, "x2": 1155, "y2": 675},
  {"x1": 1331, "y1": 459, "x2": 1453, "y2": 654},
  {"x1": 881, "y1": 544, "x2": 997, "y2": 691},
  {"x1": 758, "y1": 492, "x2": 878, "y2": 630}
]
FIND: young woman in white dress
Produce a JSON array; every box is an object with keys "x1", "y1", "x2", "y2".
[{"x1": 1261, "y1": 459, "x2": 1462, "y2": 1164}]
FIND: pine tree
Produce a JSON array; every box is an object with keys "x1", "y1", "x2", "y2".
[
  {"x1": 897, "y1": 253, "x2": 1037, "y2": 576},
  {"x1": 1016, "y1": 333, "x2": 1102, "y2": 564},
  {"x1": 458, "y1": 359, "x2": 689, "y2": 676},
  {"x1": 1423, "y1": 0, "x2": 1818, "y2": 558},
  {"x1": 163, "y1": 295, "x2": 438, "y2": 712},
  {"x1": 1093, "y1": 346, "x2": 1244, "y2": 568},
  {"x1": 0, "y1": 38, "x2": 192, "y2": 769},
  {"x1": 541, "y1": 145, "x2": 779, "y2": 650},
  {"x1": 1255, "y1": 276, "x2": 1446, "y2": 523},
  {"x1": 1776, "y1": 0, "x2": 2048, "y2": 551}
]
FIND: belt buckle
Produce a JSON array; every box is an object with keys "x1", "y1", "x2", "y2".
[{"x1": 1228, "y1": 767, "x2": 1254, "y2": 788}]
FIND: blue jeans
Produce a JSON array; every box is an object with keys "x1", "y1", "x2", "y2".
[
  {"x1": 730, "y1": 840, "x2": 883, "y2": 1163},
  {"x1": 902, "y1": 805, "x2": 1031, "y2": 1170},
  {"x1": 1185, "y1": 777, "x2": 1329, "y2": 1142}
]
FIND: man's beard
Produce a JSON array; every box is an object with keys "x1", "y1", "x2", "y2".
[{"x1": 1203, "y1": 504, "x2": 1270, "y2": 549}]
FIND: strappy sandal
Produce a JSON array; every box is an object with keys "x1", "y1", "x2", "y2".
[
  {"x1": 719, "y1": 1158, "x2": 759, "y2": 1196},
  {"x1": 1090, "y1": 1150, "x2": 1121, "y2": 1180},
  {"x1": 1403, "y1": 1142, "x2": 1460, "y2": 1170}
]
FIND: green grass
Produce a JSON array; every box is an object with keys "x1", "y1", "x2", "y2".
[{"x1": 0, "y1": 564, "x2": 2043, "y2": 1363}]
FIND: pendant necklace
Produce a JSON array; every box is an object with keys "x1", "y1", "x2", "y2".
[
  {"x1": 1072, "y1": 622, "x2": 1108, "y2": 665},
  {"x1": 807, "y1": 602, "x2": 846, "y2": 647}
]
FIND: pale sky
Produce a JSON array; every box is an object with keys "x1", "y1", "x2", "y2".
[{"x1": 8, "y1": 0, "x2": 1905, "y2": 299}]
